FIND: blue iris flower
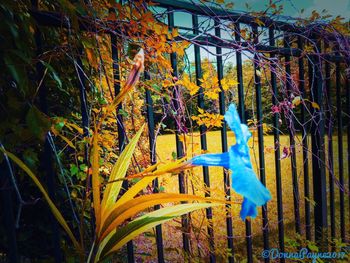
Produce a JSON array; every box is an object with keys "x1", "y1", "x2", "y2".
[{"x1": 190, "y1": 104, "x2": 271, "y2": 220}]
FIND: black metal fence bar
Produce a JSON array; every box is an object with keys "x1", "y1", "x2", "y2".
[
  {"x1": 309, "y1": 38, "x2": 328, "y2": 247},
  {"x1": 111, "y1": 36, "x2": 126, "y2": 152},
  {"x1": 235, "y1": 23, "x2": 245, "y2": 122},
  {"x1": 335, "y1": 62, "x2": 345, "y2": 242},
  {"x1": 0, "y1": 162, "x2": 19, "y2": 263},
  {"x1": 215, "y1": 20, "x2": 235, "y2": 263},
  {"x1": 347, "y1": 78, "x2": 350, "y2": 229},
  {"x1": 324, "y1": 50, "x2": 336, "y2": 244},
  {"x1": 192, "y1": 14, "x2": 216, "y2": 263},
  {"x1": 144, "y1": 71, "x2": 165, "y2": 263},
  {"x1": 284, "y1": 35, "x2": 301, "y2": 235},
  {"x1": 252, "y1": 25, "x2": 270, "y2": 262},
  {"x1": 111, "y1": 35, "x2": 134, "y2": 263},
  {"x1": 235, "y1": 22, "x2": 253, "y2": 263},
  {"x1": 32, "y1": 1, "x2": 63, "y2": 259},
  {"x1": 167, "y1": 7, "x2": 191, "y2": 256},
  {"x1": 301, "y1": 47, "x2": 311, "y2": 241},
  {"x1": 269, "y1": 28, "x2": 285, "y2": 262}
]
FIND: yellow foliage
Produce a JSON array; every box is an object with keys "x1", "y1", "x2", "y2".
[
  {"x1": 191, "y1": 107, "x2": 224, "y2": 129},
  {"x1": 176, "y1": 74, "x2": 200, "y2": 95},
  {"x1": 221, "y1": 77, "x2": 238, "y2": 91}
]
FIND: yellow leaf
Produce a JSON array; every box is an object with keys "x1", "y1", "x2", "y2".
[
  {"x1": 311, "y1": 101, "x2": 320, "y2": 110},
  {"x1": 1, "y1": 149, "x2": 82, "y2": 253},
  {"x1": 292, "y1": 96, "x2": 301, "y2": 106},
  {"x1": 172, "y1": 28, "x2": 179, "y2": 38},
  {"x1": 86, "y1": 48, "x2": 98, "y2": 69},
  {"x1": 97, "y1": 203, "x2": 221, "y2": 260},
  {"x1": 91, "y1": 132, "x2": 101, "y2": 233},
  {"x1": 65, "y1": 122, "x2": 84, "y2": 135},
  {"x1": 99, "y1": 193, "x2": 225, "y2": 242},
  {"x1": 58, "y1": 134, "x2": 75, "y2": 149},
  {"x1": 101, "y1": 125, "x2": 145, "y2": 218},
  {"x1": 254, "y1": 18, "x2": 265, "y2": 27},
  {"x1": 256, "y1": 69, "x2": 262, "y2": 77}
]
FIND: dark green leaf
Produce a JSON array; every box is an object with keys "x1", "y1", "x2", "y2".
[{"x1": 25, "y1": 106, "x2": 51, "y2": 140}]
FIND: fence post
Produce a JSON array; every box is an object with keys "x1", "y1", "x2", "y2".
[
  {"x1": 283, "y1": 34, "x2": 301, "y2": 235},
  {"x1": 110, "y1": 34, "x2": 135, "y2": 262},
  {"x1": 0, "y1": 162, "x2": 19, "y2": 263},
  {"x1": 215, "y1": 20, "x2": 235, "y2": 263},
  {"x1": 236, "y1": 22, "x2": 253, "y2": 263},
  {"x1": 324, "y1": 44, "x2": 335, "y2": 245},
  {"x1": 298, "y1": 37, "x2": 311, "y2": 241},
  {"x1": 32, "y1": 0, "x2": 62, "y2": 260},
  {"x1": 252, "y1": 25, "x2": 269, "y2": 262},
  {"x1": 335, "y1": 62, "x2": 345, "y2": 242},
  {"x1": 144, "y1": 71, "x2": 165, "y2": 263},
  {"x1": 192, "y1": 14, "x2": 216, "y2": 263},
  {"x1": 269, "y1": 28, "x2": 285, "y2": 262},
  {"x1": 309, "y1": 38, "x2": 328, "y2": 248},
  {"x1": 167, "y1": 7, "x2": 190, "y2": 257}
]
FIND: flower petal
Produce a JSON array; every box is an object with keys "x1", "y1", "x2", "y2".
[
  {"x1": 224, "y1": 104, "x2": 251, "y2": 145},
  {"x1": 229, "y1": 146, "x2": 271, "y2": 206},
  {"x1": 191, "y1": 152, "x2": 230, "y2": 169},
  {"x1": 240, "y1": 198, "x2": 257, "y2": 220}
]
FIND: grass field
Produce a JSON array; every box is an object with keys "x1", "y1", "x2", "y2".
[{"x1": 146, "y1": 131, "x2": 350, "y2": 262}]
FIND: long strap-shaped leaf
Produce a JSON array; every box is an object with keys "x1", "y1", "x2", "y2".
[
  {"x1": 101, "y1": 125, "x2": 144, "y2": 219},
  {"x1": 91, "y1": 132, "x2": 102, "y2": 233},
  {"x1": 96, "y1": 203, "x2": 220, "y2": 262},
  {"x1": 99, "y1": 193, "x2": 228, "y2": 242},
  {"x1": 100, "y1": 175, "x2": 156, "y2": 227},
  {"x1": 100, "y1": 158, "x2": 190, "y2": 224},
  {"x1": 1, "y1": 150, "x2": 82, "y2": 253}
]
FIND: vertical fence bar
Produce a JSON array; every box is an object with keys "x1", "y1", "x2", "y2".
[
  {"x1": 324, "y1": 46, "x2": 336, "y2": 244},
  {"x1": 335, "y1": 62, "x2": 345, "y2": 242},
  {"x1": 309, "y1": 37, "x2": 328, "y2": 248},
  {"x1": 192, "y1": 14, "x2": 215, "y2": 263},
  {"x1": 0, "y1": 162, "x2": 19, "y2": 263},
  {"x1": 235, "y1": 23, "x2": 245, "y2": 121},
  {"x1": 168, "y1": 7, "x2": 190, "y2": 255},
  {"x1": 252, "y1": 25, "x2": 269, "y2": 262},
  {"x1": 32, "y1": 1, "x2": 62, "y2": 260},
  {"x1": 111, "y1": 35, "x2": 126, "y2": 151},
  {"x1": 298, "y1": 37, "x2": 311, "y2": 241},
  {"x1": 235, "y1": 22, "x2": 253, "y2": 263},
  {"x1": 111, "y1": 35, "x2": 134, "y2": 262},
  {"x1": 283, "y1": 34, "x2": 301, "y2": 235},
  {"x1": 346, "y1": 77, "x2": 350, "y2": 230},
  {"x1": 216, "y1": 20, "x2": 235, "y2": 263},
  {"x1": 269, "y1": 28, "x2": 285, "y2": 262},
  {"x1": 144, "y1": 71, "x2": 165, "y2": 263}
]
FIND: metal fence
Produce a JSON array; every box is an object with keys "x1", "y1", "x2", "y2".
[{"x1": 2, "y1": 0, "x2": 350, "y2": 262}]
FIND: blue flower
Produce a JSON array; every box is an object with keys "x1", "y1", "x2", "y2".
[{"x1": 190, "y1": 104, "x2": 271, "y2": 220}]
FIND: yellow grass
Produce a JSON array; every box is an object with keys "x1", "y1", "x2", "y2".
[{"x1": 152, "y1": 131, "x2": 349, "y2": 261}]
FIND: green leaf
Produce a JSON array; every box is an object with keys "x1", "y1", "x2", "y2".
[
  {"x1": 25, "y1": 106, "x2": 51, "y2": 140},
  {"x1": 70, "y1": 164, "x2": 79, "y2": 176},
  {"x1": 40, "y1": 61, "x2": 63, "y2": 89}
]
